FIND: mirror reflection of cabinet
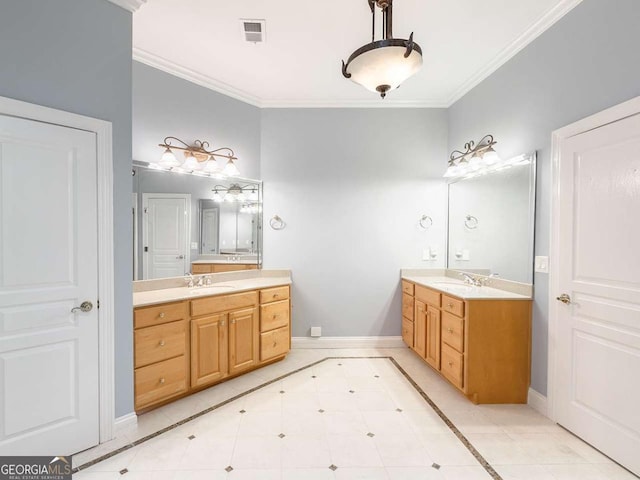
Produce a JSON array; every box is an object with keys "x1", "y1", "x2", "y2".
[{"x1": 132, "y1": 163, "x2": 262, "y2": 280}]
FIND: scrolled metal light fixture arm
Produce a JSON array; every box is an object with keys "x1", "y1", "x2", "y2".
[
  {"x1": 448, "y1": 134, "x2": 496, "y2": 166},
  {"x1": 159, "y1": 136, "x2": 236, "y2": 161}
]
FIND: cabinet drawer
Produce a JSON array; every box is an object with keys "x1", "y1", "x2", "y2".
[
  {"x1": 441, "y1": 312, "x2": 464, "y2": 353},
  {"x1": 192, "y1": 264, "x2": 212, "y2": 274},
  {"x1": 135, "y1": 355, "x2": 187, "y2": 409},
  {"x1": 191, "y1": 291, "x2": 258, "y2": 317},
  {"x1": 260, "y1": 286, "x2": 289, "y2": 304},
  {"x1": 260, "y1": 300, "x2": 290, "y2": 332},
  {"x1": 402, "y1": 293, "x2": 414, "y2": 321},
  {"x1": 415, "y1": 285, "x2": 441, "y2": 308},
  {"x1": 402, "y1": 316, "x2": 414, "y2": 348},
  {"x1": 134, "y1": 302, "x2": 186, "y2": 329},
  {"x1": 441, "y1": 343, "x2": 464, "y2": 389},
  {"x1": 260, "y1": 325, "x2": 290, "y2": 362},
  {"x1": 211, "y1": 264, "x2": 253, "y2": 273},
  {"x1": 135, "y1": 320, "x2": 186, "y2": 368},
  {"x1": 442, "y1": 295, "x2": 464, "y2": 317},
  {"x1": 402, "y1": 281, "x2": 414, "y2": 296}
]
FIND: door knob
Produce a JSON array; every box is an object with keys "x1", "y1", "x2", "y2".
[
  {"x1": 556, "y1": 293, "x2": 572, "y2": 305},
  {"x1": 177, "y1": 255, "x2": 185, "y2": 259},
  {"x1": 71, "y1": 301, "x2": 93, "y2": 313}
]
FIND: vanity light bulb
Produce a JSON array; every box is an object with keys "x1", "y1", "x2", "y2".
[
  {"x1": 203, "y1": 157, "x2": 220, "y2": 173},
  {"x1": 183, "y1": 153, "x2": 201, "y2": 171},
  {"x1": 212, "y1": 191, "x2": 223, "y2": 202},
  {"x1": 159, "y1": 148, "x2": 179, "y2": 168},
  {"x1": 482, "y1": 149, "x2": 500, "y2": 166},
  {"x1": 223, "y1": 159, "x2": 240, "y2": 177}
]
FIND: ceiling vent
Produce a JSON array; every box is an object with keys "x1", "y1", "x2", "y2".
[{"x1": 240, "y1": 19, "x2": 266, "y2": 43}]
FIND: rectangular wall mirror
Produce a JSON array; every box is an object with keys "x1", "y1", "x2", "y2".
[
  {"x1": 447, "y1": 153, "x2": 536, "y2": 284},
  {"x1": 133, "y1": 162, "x2": 262, "y2": 280}
]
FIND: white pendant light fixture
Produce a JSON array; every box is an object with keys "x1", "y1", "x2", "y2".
[
  {"x1": 153, "y1": 137, "x2": 241, "y2": 177},
  {"x1": 342, "y1": 0, "x2": 423, "y2": 99}
]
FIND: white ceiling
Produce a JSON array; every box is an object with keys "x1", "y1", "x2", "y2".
[{"x1": 132, "y1": 0, "x2": 582, "y2": 108}]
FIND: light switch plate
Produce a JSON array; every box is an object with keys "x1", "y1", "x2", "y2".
[
  {"x1": 310, "y1": 327, "x2": 322, "y2": 337},
  {"x1": 191, "y1": 242, "x2": 198, "y2": 249},
  {"x1": 535, "y1": 256, "x2": 549, "y2": 273}
]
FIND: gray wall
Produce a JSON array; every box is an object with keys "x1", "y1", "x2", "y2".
[
  {"x1": 0, "y1": 0, "x2": 133, "y2": 416},
  {"x1": 448, "y1": 0, "x2": 640, "y2": 395},
  {"x1": 261, "y1": 109, "x2": 448, "y2": 337},
  {"x1": 133, "y1": 61, "x2": 261, "y2": 179}
]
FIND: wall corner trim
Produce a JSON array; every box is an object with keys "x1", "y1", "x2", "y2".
[
  {"x1": 528, "y1": 387, "x2": 549, "y2": 417},
  {"x1": 105, "y1": 0, "x2": 147, "y2": 13},
  {"x1": 291, "y1": 336, "x2": 405, "y2": 349},
  {"x1": 114, "y1": 412, "x2": 138, "y2": 436},
  {"x1": 446, "y1": 0, "x2": 584, "y2": 106}
]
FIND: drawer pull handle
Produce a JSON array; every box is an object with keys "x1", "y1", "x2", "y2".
[
  {"x1": 273, "y1": 342, "x2": 277, "y2": 348},
  {"x1": 231, "y1": 320, "x2": 236, "y2": 324},
  {"x1": 159, "y1": 377, "x2": 166, "y2": 384},
  {"x1": 159, "y1": 312, "x2": 166, "y2": 319},
  {"x1": 448, "y1": 361, "x2": 454, "y2": 367},
  {"x1": 273, "y1": 294, "x2": 279, "y2": 298},
  {"x1": 159, "y1": 340, "x2": 166, "y2": 347},
  {"x1": 447, "y1": 303, "x2": 454, "y2": 308},
  {"x1": 220, "y1": 320, "x2": 225, "y2": 327},
  {"x1": 447, "y1": 328, "x2": 454, "y2": 334},
  {"x1": 272, "y1": 314, "x2": 278, "y2": 319}
]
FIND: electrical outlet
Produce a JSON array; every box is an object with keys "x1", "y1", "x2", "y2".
[
  {"x1": 535, "y1": 256, "x2": 549, "y2": 273},
  {"x1": 422, "y1": 249, "x2": 430, "y2": 261}
]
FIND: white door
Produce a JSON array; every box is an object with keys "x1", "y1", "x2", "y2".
[
  {"x1": 0, "y1": 115, "x2": 99, "y2": 455},
  {"x1": 554, "y1": 111, "x2": 640, "y2": 475},
  {"x1": 201, "y1": 207, "x2": 219, "y2": 254},
  {"x1": 143, "y1": 194, "x2": 189, "y2": 279}
]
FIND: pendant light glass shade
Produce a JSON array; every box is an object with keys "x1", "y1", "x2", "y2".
[
  {"x1": 159, "y1": 148, "x2": 180, "y2": 168},
  {"x1": 202, "y1": 156, "x2": 221, "y2": 174},
  {"x1": 183, "y1": 152, "x2": 202, "y2": 171},
  {"x1": 345, "y1": 42, "x2": 423, "y2": 97},
  {"x1": 223, "y1": 159, "x2": 240, "y2": 177}
]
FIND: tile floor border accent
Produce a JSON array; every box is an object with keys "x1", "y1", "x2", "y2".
[{"x1": 72, "y1": 356, "x2": 503, "y2": 480}]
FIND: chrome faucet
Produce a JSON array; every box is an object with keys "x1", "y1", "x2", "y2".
[
  {"x1": 461, "y1": 273, "x2": 480, "y2": 286},
  {"x1": 184, "y1": 273, "x2": 194, "y2": 288},
  {"x1": 195, "y1": 275, "x2": 205, "y2": 287}
]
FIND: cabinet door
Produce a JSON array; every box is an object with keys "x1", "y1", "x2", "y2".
[
  {"x1": 425, "y1": 305, "x2": 441, "y2": 370},
  {"x1": 229, "y1": 307, "x2": 258, "y2": 375},
  {"x1": 414, "y1": 300, "x2": 427, "y2": 358},
  {"x1": 191, "y1": 314, "x2": 228, "y2": 388}
]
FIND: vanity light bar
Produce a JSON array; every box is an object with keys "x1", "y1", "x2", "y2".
[
  {"x1": 153, "y1": 136, "x2": 241, "y2": 177},
  {"x1": 446, "y1": 150, "x2": 534, "y2": 181}
]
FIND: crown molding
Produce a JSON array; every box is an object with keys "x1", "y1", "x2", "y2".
[
  {"x1": 133, "y1": 48, "x2": 262, "y2": 107},
  {"x1": 105, "y1": 0, "x2": 147, "y2": 12},
  {"x1": 260, "y1": 99, "x2": 449, "y2": 109},
  {"x1": 132, "y1": 0, "x2": 582, "y2": 109},
  {"x1": 446, "y1": 0, "x2": 584, "y2": 106}
]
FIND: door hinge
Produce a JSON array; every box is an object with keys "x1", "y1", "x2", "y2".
[
  {"x1": 144, "y1": 207, "x2": 148, "y2": 214},
  {"x1": 97, "y1": 300, "x2": 100, "y2": 309},
  {"x1": 144, "y1": 246, "x2": 148, "y2": 252}
]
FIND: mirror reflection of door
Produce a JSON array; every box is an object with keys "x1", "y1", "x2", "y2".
[
  {"x1": 201, "y1": 207, "x2": 219, "y2": 254},
  {"x1": 142, "y1": 193, "x2": 190, "y2": 279}
]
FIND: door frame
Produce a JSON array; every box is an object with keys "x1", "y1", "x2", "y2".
[
  {"x1": 548, "y1": 95, "x2": 640, "y2": 422},
  {"x1": 141, "y1": 193, "x2": 191, "y2": 279},
  {"x1": 0, "y1": 95, "x2": 115, "y2": 443}
]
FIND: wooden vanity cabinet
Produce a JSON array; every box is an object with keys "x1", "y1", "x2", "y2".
[
  {"x1": 133, "y1": 301, "x2": 189, "y2": 411},
  {"x1": 402, "y1": 280, "x2": 532, "y2": 404},
  {"x1": 401, "y1": 281, "x2": 415, "y2": 347},
  {"x1": 192, "y1": 263, "x2": 258, "y2": 274},
  {"x1": 134, "y1": 285, "x2": 291, "y2": 412}
]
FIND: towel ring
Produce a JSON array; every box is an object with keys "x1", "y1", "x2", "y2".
[
  {"x1": 465, "y1": 215, "x2": 479, "y2": 230},
  {"x1": 269, "y1": 215, "x2": 286, "y2": 230},
  {"x1": 418, "y1": 215, "x2": 433, "y2": 230}
]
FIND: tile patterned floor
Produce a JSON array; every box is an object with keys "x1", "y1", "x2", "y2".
[{"x1": 72, "y1": 348, "x2": 638, "y2": 479}]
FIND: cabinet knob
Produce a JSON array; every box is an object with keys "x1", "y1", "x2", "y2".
[
  {"x1": 447, "y1": 328, "x2": 453, "y2": 334},
  {"x1": 231, "y1": 319, "x2": 236, "y2": 324},
  {"x1": 273, "y1": 294, "x2": 279, "y2": 299},
  {"x1": 448, "y1": 361, "x2": 453, "y2": 367},
  {"x1": 447, "y1": 303, "x2": 453, "y2": 308},
  {"x1": 159, "y1": 377, "x2": 165, "y2": 384},
  {"x1": 159, "y1": 340, "x2": 166, "y2": 347},
  {"x1": 220, "y1": 320, "x2": 225, "y2": 327},
  {"x1": 273, "y1": 342, "x2": 277, "y2": 348},
  {"x1": 272, "y1": 314, "x2": 278, "y2": 320},
  {"x1": 159, "y1": 312, "x2": 165, "y2": 319}
]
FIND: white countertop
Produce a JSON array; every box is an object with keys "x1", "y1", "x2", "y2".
[
  {"x1": 402, "y1": 275, "x2": 532, "y2": 300},
  {"x1": 134, "y1": 276, "x2": 291, "y2": 307}
]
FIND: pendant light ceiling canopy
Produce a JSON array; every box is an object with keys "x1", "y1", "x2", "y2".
[{"x1": 342, "y1": 0, "x2": 423, "y2": 99}]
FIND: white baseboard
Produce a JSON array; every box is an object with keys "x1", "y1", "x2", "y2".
[
  {"x1": 114, "y1": 412, "x2": 138, "y2": 436},
  {"x1": 292, "y1": 336, "x2": 404, "y2": 349},
  {"x1": 528, "y1": 388, "x2": 549, "y2": 417}
]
